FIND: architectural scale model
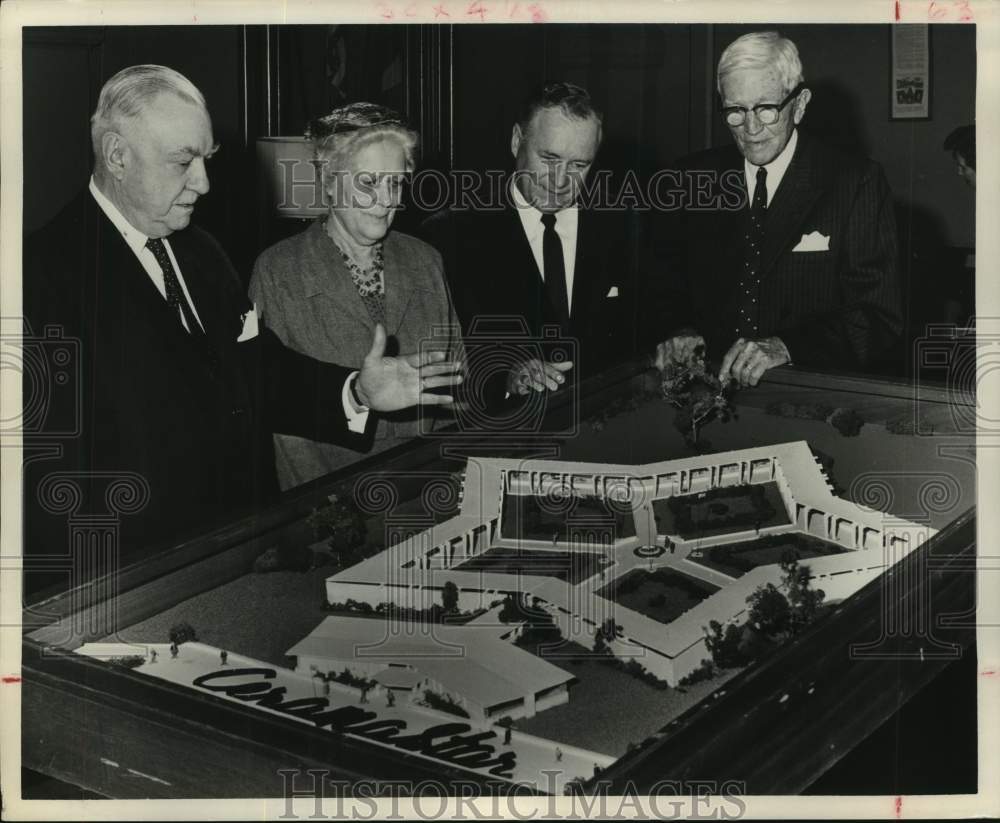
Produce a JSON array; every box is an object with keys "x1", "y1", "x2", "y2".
[
  {"x1": 78, "y1": 440, "x2": 935, "y2": 786},
  {"x1": 309, "y1": 441, "x2": 934, "y2": 705}
]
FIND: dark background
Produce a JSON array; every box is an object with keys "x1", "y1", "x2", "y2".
[{"x1": 23, "y1": 23, "x2": 977, "y2": 373}]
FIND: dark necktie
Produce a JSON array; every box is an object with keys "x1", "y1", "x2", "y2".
[
  {"x1": 145, "y1": 237, "x2": 203, "y2": 335},
  {"x1": 540, "y1": 212, "x2": 569, "y2": 331},
  {"x1": 736, "y1": 166, "x2": 767, "y2": 339},
  {"x1": 145, "y1": 237, "x2": 218, "y2": 373}
]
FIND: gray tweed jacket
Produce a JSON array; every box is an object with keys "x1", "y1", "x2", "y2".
[{"x1": 250, "y1": 219, "x2": 462, "y2": 490}]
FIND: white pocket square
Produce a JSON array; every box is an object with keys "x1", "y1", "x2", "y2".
[
  {"x1": 606, "y1": 286, "x2": 619, "y2": 297},
  {"x1": 792, "y1": 231, "x2": 830, "y2": 252}
]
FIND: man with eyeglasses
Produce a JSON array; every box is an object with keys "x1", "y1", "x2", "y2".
[{"x1": 658, "y1": 31, "x2": 902, "y2": 384}]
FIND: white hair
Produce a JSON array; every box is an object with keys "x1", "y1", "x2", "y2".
[
  {"x1": 717, "y1": 31, "x2": 805, "y2": 95},
  {"x1": 90, "y1": 64, "x2": 206, "y2": 155}
]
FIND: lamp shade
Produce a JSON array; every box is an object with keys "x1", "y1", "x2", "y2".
[{"x1": 256, "y1": 136, "x2": 327, "y2": 219}]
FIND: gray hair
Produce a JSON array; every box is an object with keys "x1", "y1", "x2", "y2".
[
  {"x1": 90, "y1": 64, "x2": 206, "y2": 155},
  {"x1": 717, "y1": 31, "x2": 805, "y2": 96},
  {"x1": 306, "y1": 102, "x2": 419, "y2": 190}
]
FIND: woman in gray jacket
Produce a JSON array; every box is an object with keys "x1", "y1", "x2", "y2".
[{"x1": 251, "y1": 103, "x2": 463, "y2": 490}]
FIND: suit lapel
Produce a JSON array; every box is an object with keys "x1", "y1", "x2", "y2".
[
  {"x1": 501, "y1": 205, "x2": 554, "y2": 332},
  {"x1": 759, "y1": 134, "x2": 825, "y2": 279},
  {"x1": 304, "y1": 219, "x2": 375, "y2": 330},
  {"x1": 114, "y1": 222, "x2": 223, "y2": 381},
  {"x1": 92, "y1": 206, "x2": 192, "y2": 344},
  {"x1": 504, "y1": 205, "x2": 543, "y2": 283},
  {"x1": 381, "y1": 236, "x2": 414, "y2": 336},
  {"x1": 706, "y1": 149, "x2": 751, "y2": 313},
  {"x1": 571, "y1": 208, "x2": 601, "y2": 326},
  {"x1": 169, "y1": 231, "x2": 217, "y2": 335}
]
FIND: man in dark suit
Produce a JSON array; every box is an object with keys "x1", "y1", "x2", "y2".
[
  {"x1": 660, "y1": 31, "x2": 903, "y2": 385},
  {"x1": 23, "y1": 65, "x2": 461, "y2": 580},
  {"x1": 423, "y1": 82, "x2": 664, "y2": 409}
]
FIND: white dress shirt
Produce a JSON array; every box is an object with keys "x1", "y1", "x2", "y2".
[
  {"x1": 88, "y1": 177, "x2": 366, "y2": 431},
  {"x1": 744, "y1": 128, "x2": 799, "y2": 207},
  {"x1": 510, "y1": 177, "x2": 579, "y2": 314}
]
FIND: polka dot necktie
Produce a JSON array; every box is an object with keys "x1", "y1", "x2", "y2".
[
  {"x1": 145, "y1": 237, "x2": 218, "y2": 373},
  {"x1": 145, "y1": 237, "x2": 203, "y2": 335},
  {"x1": 541, "y1": 212, "x2": 570, "y2": 332},
  {"x1": 737, "y1": 166, "x2": 767, "y2": 339}
]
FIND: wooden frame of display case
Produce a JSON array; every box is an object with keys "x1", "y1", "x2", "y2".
[{"x1": 21, "y1": 361, "x2": 977, "y2": 798}]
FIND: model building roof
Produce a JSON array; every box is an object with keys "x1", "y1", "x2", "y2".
[{"x1": 287, "y1": 616, "x2": 574, "y2": 709}]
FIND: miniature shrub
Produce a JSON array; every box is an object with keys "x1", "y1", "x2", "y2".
[{"x1": 423, "y1": 689, "x2": 469, "y2": 718}]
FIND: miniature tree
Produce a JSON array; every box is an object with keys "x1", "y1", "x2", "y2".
[
  {"x1": 660, "y1": 344, "x2": 737, "y2": 447},
  {"x1": 746, "y1": 582, "x2": 791, "y2": 637},
  {"x1": 441, "y1": 580, "x2": 460, "y2": 613},
  {"x1": 705, "y1": 555, "x2": 827, "y2": 671},
  {"x1": 780, "y1": 554, "x2": 826, "y2": 632},
  {"x1": 599, "y1": 618, "x2": 623, "y2": 642},
  {"x1": 307, "y1": 493, "x2": 368, "y2": 567},
  {"x1": 828, "y1": 407, "x2": 865, "y2": 437},
  {"x1": 593, "y1": 617, "x2": 622, "y2": 656},
  {"x1": 516, "y1": 598, "x2": 563, "y2": 653},
  {"x1": 704, "y1": 619, "x2": 745, "y2": 669},
  {"x1": 497, "y1": 594, "x2": 520, "y2": 624},
  {"x1": 168, "y1": 621, "x2": 197, "y2": 646}
]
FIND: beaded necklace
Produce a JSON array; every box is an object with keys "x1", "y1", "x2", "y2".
[
  {"x1": 331, "y1": 236, "x2": 385, "y2": 297},
  {"x1": 326, "y1": 222, "x2": 387, "y2": 326}
]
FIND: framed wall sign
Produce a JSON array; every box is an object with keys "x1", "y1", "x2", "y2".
[{"x1": 891, "y1": 24, "x2": 932, "y2": 120}]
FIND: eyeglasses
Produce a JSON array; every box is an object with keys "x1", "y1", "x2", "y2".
[{"x1": 721, "y1": 84, "x2": 804, "y2": 127}]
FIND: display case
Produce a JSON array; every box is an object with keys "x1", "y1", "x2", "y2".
[{"x1": 21, "y1": 361, "x2": 977, "y2": 798}]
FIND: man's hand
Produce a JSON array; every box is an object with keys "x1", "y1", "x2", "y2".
[
  {"x1": 719, "y1": 336, "x2": 790, "y2": 388},
  {"x1": 654, "y1": 332, "x2": 706, "y2": 371},
  {"x1": 507, "y1": 359, "x2": 574, "y2": 396},
  {"x1": 355, "y1": 324, "x2": 463, "y2": 411}
]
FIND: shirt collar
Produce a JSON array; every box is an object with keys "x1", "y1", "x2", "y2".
[
  {"x1": 89, "y1": 176, "x2": 152, "y2": 255},
  {"x1": 744, "y1": 127, "x2": 798, "y2": 200},
  {"x1": 509, "y1": 176, "x2": 579, "y2": 238}
]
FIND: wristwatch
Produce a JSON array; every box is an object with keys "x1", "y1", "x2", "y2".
[{"x1": 349, "y1": 373, "x2": 368, "y2": 410}]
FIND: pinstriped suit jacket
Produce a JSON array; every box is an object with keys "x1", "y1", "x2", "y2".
[{"x1": 667, "y1": 132, "x2": 903, "y2": 371}]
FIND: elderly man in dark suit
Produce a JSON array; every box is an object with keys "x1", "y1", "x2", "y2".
[
  {"x1": 423, "y1": 82, "x2": 665, "y2": 409},
  {"x1": 660, "y1": 31, "x2": 903, "y2": 385},
  {"x1": 23, "y1": 64, "x2": 461, "y2": 571}
]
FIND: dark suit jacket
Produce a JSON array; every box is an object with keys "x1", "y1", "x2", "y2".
[
  {"x1": 422, "y1": 199, "x2": 658, "y2": 391},
  {"x1": 22, "y1": 191, "x2": 359, "y2": 574},
  {"x1": 663, "y1": 132, "x2": 903, "y2": 371}
]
